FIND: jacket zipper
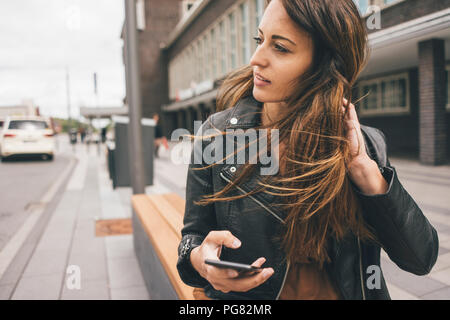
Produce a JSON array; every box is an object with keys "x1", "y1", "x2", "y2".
[
  {"x1": 219, "y1": 171, "x2": 289, "y2": 299},
  {"x1": 357, "y1": 236, "x2": 366, "y2": 300},
  {"x1": 275, "y1": 260, "x2": 290, "y2": 300},
  {"x1": 219, "y1": 172, "x2": 285, "y2": 224}
]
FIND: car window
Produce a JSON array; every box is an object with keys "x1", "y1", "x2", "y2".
[{"x1": 8, "y1": 120, "x2": 49, "y2": 130}]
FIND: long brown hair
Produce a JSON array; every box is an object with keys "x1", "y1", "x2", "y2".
[{"x1": 193, "y1": 0, "x2": 378, "y2": 267}]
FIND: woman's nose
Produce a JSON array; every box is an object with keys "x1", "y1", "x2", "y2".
[{"x1": 250, "y1": 46, "x2": 268, "y2": 68}]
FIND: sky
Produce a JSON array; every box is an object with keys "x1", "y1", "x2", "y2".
[{"x1": 0, "y1": 0, "x2": 126, "y2": 119}]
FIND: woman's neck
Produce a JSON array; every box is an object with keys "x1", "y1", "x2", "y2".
[{"x1": 261, "y1": 102, "x2": 285, "y2": 127}]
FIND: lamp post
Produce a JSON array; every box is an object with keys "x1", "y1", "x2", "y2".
[{"x1": 124, "y1": 0, "x2": 146, "y2": 194}]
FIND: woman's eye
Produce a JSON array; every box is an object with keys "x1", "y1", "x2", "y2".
[
  {"x1": 275, "y1": 44, "x2": 288, "y2": 53},
  {"x1": 253, "y1": 37, "x2": 288, "y2": 53},
  {"x1": 253, "y1": 36, "x2": 262, "y2": 45}
]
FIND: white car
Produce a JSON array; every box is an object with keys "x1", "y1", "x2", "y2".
[{"x1": 0, "y1": 116, "x2": 55, "y2": 161}]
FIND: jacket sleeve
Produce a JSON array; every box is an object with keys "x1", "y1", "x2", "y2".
[
  {"x1": 352, "y1": 129, "x2": 439, "y2": 276},
  {"x1": 176, "y1": 115, "x2": 218, "y2": 288}
]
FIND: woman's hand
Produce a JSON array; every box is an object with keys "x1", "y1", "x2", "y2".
[
  {"x1": 342, "y1": 98, "x2": 388, "y2": 195},
  {"x1": 190, "y1": 230, "x2": 274, "y2": 293},
  {"x1": 341, "y1": 98, "x2": 370, "y2": 164}
]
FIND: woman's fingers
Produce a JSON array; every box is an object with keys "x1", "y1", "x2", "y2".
[
  {"x1": 251, "y1": 257, "x2": 266, "y2": 268},
  {"x1": 206, "y1": 230, "x2": 241, "y2": 249},
  {"x1": 342, "y1": 98, "x2": 358, "y2": 122},
  {"x1": 206, "y1": 265, "x2": 240, "y2": 280},
  {"x1": 219, "y1": 267, "x2": 275, "y2": 292}
]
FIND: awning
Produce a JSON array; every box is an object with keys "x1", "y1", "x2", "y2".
[{"x1": 162, "y1": 89, "x2": 217, "y2": 112}]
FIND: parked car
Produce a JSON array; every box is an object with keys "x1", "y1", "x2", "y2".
[
  {"x1": 0, "y1": 116, "x2": 55, "y2": 161},
  {"x1": 0, "y1": 119, "x2": 4, "y2": 150}
]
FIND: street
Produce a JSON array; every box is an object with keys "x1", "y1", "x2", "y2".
[{"x1": 0, "y1": 137, "x2": 74, "y2": 252}]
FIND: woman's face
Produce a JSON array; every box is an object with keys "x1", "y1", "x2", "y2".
[{"x1": 250, "y1": 0, "x2": 314, "y2": 103}]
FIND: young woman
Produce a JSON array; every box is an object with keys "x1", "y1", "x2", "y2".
[{"x1": 177, "y1": 0, "x2": 439, "y2": 300}]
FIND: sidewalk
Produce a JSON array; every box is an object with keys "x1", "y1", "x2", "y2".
[
  {"x1": 2, "y1": 141, "x2": 170, "y2": 300},
  {"x1": 379, "y1": 157, "x2": 450, "y2": 300},
  {"x1": 1, "y1": 138, "x2": 449, "y2": 299}
]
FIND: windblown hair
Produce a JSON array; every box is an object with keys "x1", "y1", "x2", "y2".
[{"x1": 193, "y1": 0, "x2": 378, "y2": 267}]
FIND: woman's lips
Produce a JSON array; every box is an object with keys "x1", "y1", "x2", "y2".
[{"x1": 254, "y1": 73, "x2": 271, "y2": 87}]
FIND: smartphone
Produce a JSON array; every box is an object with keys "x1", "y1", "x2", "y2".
[{"x1": 204, "y1": 259, "x2": 263, "y2": 274}]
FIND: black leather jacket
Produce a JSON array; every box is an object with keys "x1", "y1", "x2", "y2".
[{"x1": 177, "y1": 95, "x2": 439, "y2": 300}]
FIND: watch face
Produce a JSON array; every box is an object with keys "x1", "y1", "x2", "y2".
[{"x1": 181, "y1": 238, "x2": 191, "y2": 256}]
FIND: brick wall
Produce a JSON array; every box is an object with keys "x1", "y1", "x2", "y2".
[
  {"x1": 138, "y1": 0, "x2": 183, "y2": 119},
  {"x1": 418, "y1": 39, "x2": 447, "y2": 165},
  {"x1": 366, "y1": 0, "x2": 450, "y2": 34}
]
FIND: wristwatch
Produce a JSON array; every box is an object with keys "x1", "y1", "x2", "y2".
[
  {"x1": 177, "y1": 236, "x2": 209, "y2": 287},
  {"x1": 180, "y1": 238, "x2": 193, "y2": 259}
]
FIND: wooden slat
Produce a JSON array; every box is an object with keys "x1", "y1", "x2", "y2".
[
  {"x1": 147, "y1": 194, "x2": 184, "y2": 237},
  {"x1": 132, "y1": 194, "x2": 194, "y2": 300},
  {"x1": 162, "y1": 193, "x2": 186, "y2": 217}
]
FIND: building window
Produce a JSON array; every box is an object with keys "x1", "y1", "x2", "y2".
[
  {"x1": 358, "y1": 72, "x2": 410, "y2": 116},
  {"x1": 190, "y1": 46, "x2": 195, "y2": 85},
  {"x1": 229, "y1": 11, "x2": 237, "y2": 70},
  {"x1": 255, "y1": 0, "x2": 264, "y2": 28},
  {"x1": 219, "y1": 20, "x2": 227, "y2": 76},
  {"x1": 353, "y1": 0, "x2": 369, "y2": 15},
  {"x1": 446, "y1": 65, "x2": 450, "y2": 111},
  {"x1": 197, "y1": 41, "x2": 203, "y2": 82},
  {"x1": 240, "y1": 2, "x2": 250, "y2": 65},
  {"x1": 211, "y1": 28, "x2": 217, "y2": 79},
  {"x1": 203, "y1": 35, "x2": 210, "y2": 80}
]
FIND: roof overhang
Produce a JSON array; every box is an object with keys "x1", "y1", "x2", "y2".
[
  {"x1": 162, "y1": 89, "x2": 217, "y2": 112},
  {"x1": 162, "y1": 0, "x2": 212, "y2": 50},
  {"x1": 80, "y1": 106, "x2": 129, "y2": 119},
  {"x1": 361, "y1": 8, "x2": 450, "y2": 78}
]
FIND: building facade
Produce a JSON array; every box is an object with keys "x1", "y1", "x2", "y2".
[
  {"x1": 122, "y1": 0, "x2": 185, "y2": 120},
  {"x1": 130, "y1": 0, "x2": 450, "y2": 165}
]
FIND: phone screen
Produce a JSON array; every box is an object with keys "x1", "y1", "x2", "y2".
[{"x1": 204, "y1": 259, "x2": 262, "y2": 274}]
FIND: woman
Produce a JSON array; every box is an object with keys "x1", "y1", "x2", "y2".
[{"x1": 177, "y1": 0, "x2": 439, "y2": 300}]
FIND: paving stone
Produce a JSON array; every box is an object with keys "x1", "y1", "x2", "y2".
[
  {"x1": 440, "y1": 239, "x2": 450, "y2": 250},
  {"x1": 420, "y1": 286, "x2": 450, "y2": 300},
  {"x1": 66, "y1": 251, "x2": 108, "y2": 283},
  {"x1": 110, "y1": 286, "x2": 149, "y2": 300},
  {"x1": 105, "y1": 235, "x2": 136, "y2": 260},
  {"x1": 429, "y1": 267, "x2": 450, "y2": 286},
  {"x1": 381, "y1": 257, "x2": 447, "y2": 296},
  {"x1": 0, "y1": 284, "x2": 14, "y2": 300},
  {"x1": 438, "y1": 246, "x2": 450, "y2": 256},
  {"x1": 107, "y1": 257, "x2": 146, "y2": 289},
  {"x1": 430, "y1": 252, "x2": 450, "y2": 272},
  {"x1": 22, "y1": 248, "x2": 68, "y2": 277},
  {"x1": 11, "y1": 274, "x2": 62, "y2": 300},
  {"x1": 385, "y1": 282, "x2": 420, "y2": 300},
  {"x1": 61, "y1": 279, "x2": 109, "y2": 300}
]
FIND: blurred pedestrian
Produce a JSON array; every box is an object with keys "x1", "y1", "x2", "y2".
[
  {"x1": 153, "y1": 113, "x2": 168, "y2": 158},
  {"x1": 101, "y1": 127, "x2": 107, "y2": 143},
  {"x1": 79, "y1": 126, "x2": 86, "y2": 143}
]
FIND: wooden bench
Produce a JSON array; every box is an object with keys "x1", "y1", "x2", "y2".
[{"x1": 131, "y1": 192, "x2": 195, "y2": 300}]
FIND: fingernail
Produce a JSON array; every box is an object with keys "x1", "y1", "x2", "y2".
[
  {"x1": 262, "y1": 269, "x2": 273, "y2": 278},
  {"x1": 229, "y1": 270, "x2": 238, "y2": 277},
  {"x1": 233, "y1": 239, "x2": 241, "y2": 248}
]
